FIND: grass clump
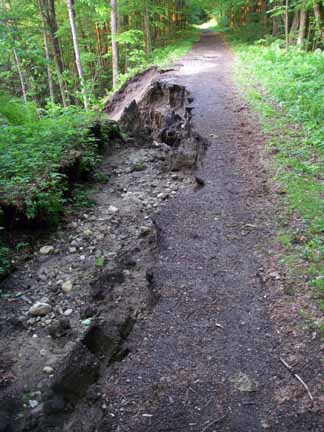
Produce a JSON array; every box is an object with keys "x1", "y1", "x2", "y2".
[{"x1": 231, "y1": 37, "x2": 324, "y2": 317}]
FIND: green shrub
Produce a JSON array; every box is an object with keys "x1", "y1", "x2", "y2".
[
  {"x1": 0, "y1": 242, "x2": 10, "y2": 279},
  {"x1": 0, "y1": 96, "x2": 112, "y2": 222}
]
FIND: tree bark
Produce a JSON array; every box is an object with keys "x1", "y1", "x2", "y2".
[
  {"x1": 297, "y1": 8, "x2": 308, "y2": 46},
  {"x1": 144, "y1": 3, "x2": 152, "y2": 56},
  {"x1": 66, "y1": 0, "x2": 89, "y2": 109},
  {"x1": 285, "y1": 0, "x2": 289, "y2": 52},
  {"x1": 289, "y1": 10, "x2": 299, "y2": 44},
  {"x1": 13, "y1": 48, "x2": 27, "y2": 103},
  {"x1": 272, "y1": 16, "x2": 280, "y2": 36},
  {"x1": 111, "y1": 0, "x2": 119, "y2": 88},
  {"x1": 42, "y1": 0, "x2": 67, "y2": 106},
  {"x1": 261, "y1": 0, "x2": 268, "y2": 31},
  {"x1": 313, "y1": 1, "x2": 324, "y2": 43},
  {"x1": 38, "y1": 0, "x2": 55, "y2": 104}
]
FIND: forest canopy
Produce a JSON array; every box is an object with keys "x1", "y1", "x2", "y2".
[{"x1": 1, "y1": 0, "x2": 324, "y2": 108}]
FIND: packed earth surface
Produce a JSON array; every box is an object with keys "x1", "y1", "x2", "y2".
[{"x1": 1, "y1": 32, "x2": 323, "y2": 432}]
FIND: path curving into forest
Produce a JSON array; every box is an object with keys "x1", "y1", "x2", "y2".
[{"x1": 98, "y1": 32, "x2": 323, "y2": 432}]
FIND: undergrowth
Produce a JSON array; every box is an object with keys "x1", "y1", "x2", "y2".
[
  {"x1": 0, "y1": 98, "x2": 110, "y2": 219},
  {"x1": 230, "y1": 35, "x2": 324, "y2": 332},
  {"x1": 0, "y1": 94, "x2": 116, "y2": 278}
]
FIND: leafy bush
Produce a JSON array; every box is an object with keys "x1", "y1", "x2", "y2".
[{"x1": 0, "y1": 95, "x2": 111, "y2": 222}]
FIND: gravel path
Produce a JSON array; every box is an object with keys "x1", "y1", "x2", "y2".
[{"x1": 99, "y1": 32, "x2": 324, "y2": 432}]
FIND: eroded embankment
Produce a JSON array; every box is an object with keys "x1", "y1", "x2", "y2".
[{"x1": 0, "y1": 69, "x2": 207, "y2": 432}]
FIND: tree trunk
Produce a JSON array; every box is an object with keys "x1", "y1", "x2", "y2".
[
  {"x1": 313, "y1": 1, "x2": 324, "y2": 43},
  {"x1": 66, "y1": 0, "x2": 88, "y2": 109},
  {"x1": 272, "y1": 12, "x2": 280, "y2": 36},
  {"x1": 42, "y1": 0, "x2": 67, "y2": 106},
  {"x1": 13, "y1": 47, "x2": 27, "y2": 103},
  {"x1": 289, "y1": 10, "x2": 299, "y2": 44},
  {"x1": 144, "y1": 3, "x2": 152, "y2": 56},
  {"x1": 111, "y1": 0, "x2": 119, "y2": 88},
  {"x1": 0, "y1": 0, "x2": 27, "y2": 102},
  {"x1": 297, "y1": 9, "x2": 308, "y2": 46},
  {"x1": 38, "y1": 0, "x2": 55, "y2": 104},
  {"x1": 285, "y1": 0, "x2": 289, "y2": 52},
  {"x1": 261, "y1": 0, "x2": 268, "y2": 31}
]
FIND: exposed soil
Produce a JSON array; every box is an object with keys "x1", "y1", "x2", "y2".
[{"x1": 0, "y1": 32, "x2": 323, "y2": 432}]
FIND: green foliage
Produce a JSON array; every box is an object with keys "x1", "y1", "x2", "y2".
[
  {"x1": 232, "y1": 38, "x2": 324, "y2": 315},
  {"x1": 0, "y1": 242, "x2": 11, "y2": 278},
  {"x1": 0, "y1": 95, "x2": 110, "y2": 222},
  {"x1": 70, "y1": 184, "x2": 97, "y2": 211},
  {"x1": 152, "y1": 29, "x2": 200, "y2": 66},
  {"x1": 115, "y1": 28, "x2": 200, "y2": 92},
  {"x1": 0, "y1": 93, "x2": 38, "y2": 125},
  {"x1": 95, "y1": 255, "x2": 106, "y2": 268}
]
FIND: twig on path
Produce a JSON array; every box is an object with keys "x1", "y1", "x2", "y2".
[
  {"x1": 279, "y1": 357, "x2": 313, "y2": 401},
  {"x1": 201, "y1": 411, "x2": 228, "y2": 432}
]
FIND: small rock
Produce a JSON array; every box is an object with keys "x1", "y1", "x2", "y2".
[
  {"x1": 64, "y1": 309, "x2": 73, "y2": 317},
  {"x1": 40, "y1": 349, "x2": 46, "y2": 356},
  {"x1": 230, "y1": 372, "x2": 258, "y2": 392},
  {"x1": 80, "y1": 305, "x2": 96, "y2": 320},
  {"x1": 157, "y1": 192, "x2": 169, "y2": 200},
  {"x1": 108, "y1": 205, "x2": 119, "y2": 214},
  {"x1": 49, "y1": 318, "x2": 71, "y2": 338},
  {"x1": 83, "y1": 229, "x2": 92, "y2": 237},
  {"x1": 43, "y1": 366, "x2": 54, "y2": 374},
  {"x1": 69, "y1": 247, "x2": 77, "y2": 253},
  {"x1": 29, "y1": 400, "x2": 39, "y2": 409},
  {"x1": 62, "y1": 281, "x2": 73, "y2": 293},
  {"x1": 29, "y1": 302, "x2": 52, "y2": 317},
  {"x1": 39, "y1": 246, "x2": 54, "y2": 255},
  {"x1": 139, "y1": 226, "x2": 152, "y2": 237}
]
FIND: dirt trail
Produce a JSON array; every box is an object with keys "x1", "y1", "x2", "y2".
[{"x1": 98, "y1": 33, "x2": 323, "y2": 431}]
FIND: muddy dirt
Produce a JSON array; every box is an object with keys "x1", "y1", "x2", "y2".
[{"x1": 1, "y1": 32, "x2": 323, "y2": 432}]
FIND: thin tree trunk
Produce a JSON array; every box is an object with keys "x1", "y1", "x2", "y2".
[
  {"x1": 43, "y1": 0, "x2": 67, "y2": 106},
  {"x1": 297, "y1": 9, "x2": 308, "y2": 46},
  {"x1": 261, "y1": 0, "x2": 268, "y2": 31},
  {"x1": 38, "y1": 0, "x2": 55, "y2": 104},
  {"x1": 144, "y1": 3, "x2": 152, "y2": 56},
  {"x1": 313, "y1": 1, "x2": 324, "y2": 42},
  {"x1": 13, "y1": 47, "x2": 27, "y2": 103},
  {"x1": 0, "y1": 0, "x2": 27, "y2": 102},
  {"x1": 66, "y1": 0, "x2": 88, "y2": 109},
  {"x1": 285, "y1": 0, "x2": 289, "y2": 52},
  {"x1": 289, "y1": 10, "x2": 299, "y2": 44},
  {"x1": 111, "y1": 0, "x2": 119, "y2": 88}
]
